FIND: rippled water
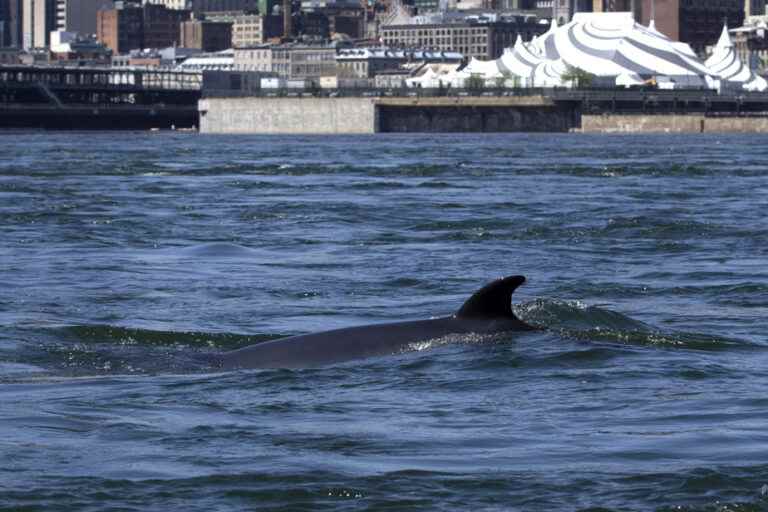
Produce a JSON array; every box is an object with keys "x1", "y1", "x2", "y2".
[{"x1": 2, "y1": 132, "x2": 768, "y2": 511}]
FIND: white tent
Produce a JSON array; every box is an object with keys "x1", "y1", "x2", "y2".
[
  {"x1": 453, "y1": 12, "x2": 723, "y2": 89},
  {"x1": 705, "y1": 24, "x2": 768, "y2": 92},
  {"x1": 616, "y1": 72, "x2": 645, "y2": 88}
]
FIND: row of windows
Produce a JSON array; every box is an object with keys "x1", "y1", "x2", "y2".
[{"x1": 383, "y1": 28, "x2": 489, "y2": 37}]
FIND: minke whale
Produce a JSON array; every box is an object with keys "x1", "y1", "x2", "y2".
[{"x1": 216, "y1": 275, "x2": 535, "y2": 370}]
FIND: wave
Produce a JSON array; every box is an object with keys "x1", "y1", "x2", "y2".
[{"x1": 515, "y1": 299, "x2": 753, "y2": 351}]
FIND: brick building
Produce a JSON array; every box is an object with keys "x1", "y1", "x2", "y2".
[
  {"x1": 635, "y1": 0, "x2": 744, "y2": 54},
  {"x1": 97, "y1": 3, "x2": 189, "y2": 54},
  {"x1": 180, "y1": 18, "x2": 232, "y2": 51}
]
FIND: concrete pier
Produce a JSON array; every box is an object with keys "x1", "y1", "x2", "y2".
[
  {"x1": 198, "y1": 91, "x2": 768, "y2": 134},
  {"x1": 198, "y1": 95, "x2": 578, "y2": 134},
  {"x1": 199, "y1": 97, "x2": 379, "y2": 134},
  {"x1": 581, "y1": 114, "x2": 768, "y2": 133}
]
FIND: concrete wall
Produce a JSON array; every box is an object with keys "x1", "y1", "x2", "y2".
[
  {"x1": 704, "y1": 117, "x2": 768, "y2": 133},
  {"x1": 199, "y1": 98, "x2": 768, "y2": 134},
  {"x1": 582, "y1": 114, "x2": 768, "y2": 133},
  {"x1": 379, "y1": 105, "x2": 577, "y2": 133},
  {"x1": 199, "y1": 96, "x2": 571, "y2": 134},
  {"x1": 582, "y1": 114, "x2": 704, "y2": 133},
  {"x1": 199, "y1": 97, "x2": 378, "y2": 134}
]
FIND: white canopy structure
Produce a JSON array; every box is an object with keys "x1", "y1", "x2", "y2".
[
  {"x1": 405, "y1": 63, "x2": 464, "y2": 88},
  {"x1": 420, "y1": 12, "x2": 768, "y2": 91},
  {"x1": 705, "y1": 25, "x2": 768, "y2": 92},
  {"x1": 527, "y1": 12, "x2": 712, "y2": 88},
  {"x1": 404, "y1": 12, "x2": 767, "y2": 92}
]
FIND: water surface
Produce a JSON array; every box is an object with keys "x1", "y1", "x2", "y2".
[{"x1": 2, "y1": 132, "x2": 768, "y2": 511}]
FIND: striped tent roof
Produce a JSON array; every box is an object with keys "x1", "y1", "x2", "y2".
[
  {"x1": 407, "y1": 12, "x2": 767, "y2": 91},
  {"x1": 705, "y1": 25, "x2": 768, "y2": 91},
  {"x1": 529, "y1": 12, "x2": 712, "y2": 80}
]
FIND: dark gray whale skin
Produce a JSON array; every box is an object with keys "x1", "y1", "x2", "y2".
[{"x1": 216, "y1": 275, "x2": 535, "y2": 370}]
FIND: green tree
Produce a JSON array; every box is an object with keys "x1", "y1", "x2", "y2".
[
  {"x1": 466, "y1": 73, "x2": 485, "y2": 91},
  {"x1": 561, "y1": 65, "x2": 596, "y2": 88}
]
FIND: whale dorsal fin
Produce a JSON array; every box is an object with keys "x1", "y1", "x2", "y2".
[{"x1": 455, "y1": 275, "x2": 525, "y2": 319}]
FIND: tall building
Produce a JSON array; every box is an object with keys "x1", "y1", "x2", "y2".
[
  {"x1": 23, "y1": 0, "x2": 56, "y2": 48},
  {"x1": 97, "y1": 3, "x2": 142, "y2": 52},
  {"x1": 143, "y1": 3, "x2": 188, "y2": 46},
  {"x1": 97, "y1": 3, "x2": 189, "y2": 53},
  {"x1": 636, "y1": 0, "x2": 744, "y2": 54},
  {"x1": 7, "y1": 0, "x2": 23, "y2": 46},
  {"x1": 180, "y1": 18, "x2": 232, "y2": 51},
  {"x1": 0, "y1": 0, "x2": 7, "y2": 46},
  {"x1": 745, "y1": 0, "x2": 766, "y2": 18},
  {"x1": 55, "y1": 0, "x2": 114, "y2": 34}
]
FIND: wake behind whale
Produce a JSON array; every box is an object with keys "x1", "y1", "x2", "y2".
[{"x1": 215, "y1": 275, "x2": 536, "y2": 370}]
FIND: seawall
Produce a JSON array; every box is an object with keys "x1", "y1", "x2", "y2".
[
  {"x1": 199, "y1": 95, "x2": 768, "y2": 134},
  {"x1": 199, "y1": 95, "x2": 578, "y2": 134},
  {"x1": 199, "y1": 97, "x2": 379, "y2": 134},
  {"x1": 581, "y1": 114, "x2": 768, "y2": 133}
]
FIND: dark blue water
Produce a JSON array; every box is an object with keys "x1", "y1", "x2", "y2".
[{"x1": 2, "y1": 132, "x2": 768, "y2": 511}]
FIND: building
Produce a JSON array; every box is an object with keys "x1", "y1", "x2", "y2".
[
  {"x1": 258, "y1": 0, "x2": 279, "y2": 14},
  {"x1": 0, "y1": 0, "x2": 21, "y2": 48},
  {"x1": 97, "y1": 3, "x2": 189, "y2": 54},
  {"x1": 49, "y1": 29, "x2": 111, "y2": 63},
  {"x1": 0, "y1": 47, "x2": 22, "y2": 61},
  {"x1": 552, "y1": 0, "x2": 592, "y2": 23},
  {"x1": 233, "y1": 42, "x2": 343, "y2": 79},
  {"x1": 111, "y1": 46, "x2": 200, "y2": 67},
  {"x1": 745, "y1": 0, "x2": 766, "y2": 18},
  {"x1": 143, "y1": 3, "x2": 189, "y2": 47},
  {"x1": 590, "y1": 0, "x2": 634, "y2": 12},
  {"x1": 635, "y1": 0, "x2": 745, "y2": 54},
  {"x1": 55, "y1": 0, "x2": 114, "y2": 35},
  {"x1": 231, "y1": 13, "x2": 282, "y2": 46},
  {"x1": 233, "y1": 44, "x2": 271, "y2": 70},
  {"x1": 381, "y1": 14, "x2": 547, "y2": 60},
  {"x1": 180, "y1": 18, "x2": 232, "y2": 51},
  {"x1": 8, "y1": 0, "x2": 22, "y2": 46},
  {"x1": 193, "y1": 0, "x2": 258, "y2": 12},
  {"x1": 143, "y1": 0, "x2": 187, "y2": 9},
  {"x1": 96, "y1": 5, "x2": 141, "y2": 53},
  {"x1": 23, "y1": 0, "x2": 56, "y2": 48},
  {"x1": 175, "y1": 48, "x2": 233, "y2": 70},
  {"x1": 300, "y1": 5, "x2": 364, "y2": 39},
  {"x1": 336, "y1": 47, "x2": 463, "y2": 78},
  {"x1": 732, "y1": 18, "x2": 768, "y2": 72},
  {"x1": 272, "y1": 43, "x2": 339, "y2": 78},
  {"x1": 144, "y1": 0, "x2": 258, "y2": 13},
  {"x1": 0, "y1": 0, "x2": 9, "y2": 46}
]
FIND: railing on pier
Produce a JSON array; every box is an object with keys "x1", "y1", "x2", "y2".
[{"x1": 0, "y1": 65, "x2": 202, "y2": 91}]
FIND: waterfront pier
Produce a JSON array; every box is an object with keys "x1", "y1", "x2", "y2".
[
  {"x1": 0, "y1": 65, "x2": 201, "y2": 130},
  {"x1": 199, "y1": 88, "x2": 768, "y2": 134}
]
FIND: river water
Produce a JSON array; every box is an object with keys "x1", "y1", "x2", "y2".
[{"x1": 1, "y1": 132, "x2": 768, "y2": 511}]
